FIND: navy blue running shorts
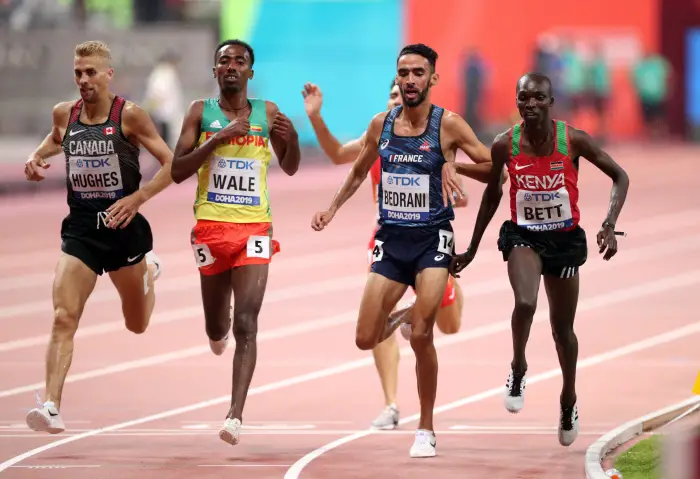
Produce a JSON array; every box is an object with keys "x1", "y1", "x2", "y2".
[{"x1": 369, "y1": 221, "x2": 454, "y2": 287}]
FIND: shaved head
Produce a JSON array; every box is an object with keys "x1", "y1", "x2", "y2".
[{"x1": 517, "y1": 73, "x2": 552, "y2": 96}]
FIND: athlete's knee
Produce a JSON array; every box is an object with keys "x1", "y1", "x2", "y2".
[
  {"x1": 232, "y1": 311, "x2": 258, "y2": 343},
  {"x1": 52, "y1": 306, "x2": 79, "y2": 338},
  {"x1": 409, "y1": 318, "x2": 434, "y2": 349},
  {"x1": 356, "y1": 330, "x2": 377, "y2": 351},
  {"x1": 436, "y1": 309, "x2": 460, "y2": 335},
  {"x1": 513, "y1": 295, "x2": 537, "y2": 320},
  {"x1": 551, "y1": 322, "x2": 576, "y2": 346}
]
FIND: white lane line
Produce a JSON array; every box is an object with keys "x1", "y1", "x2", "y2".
[
  {"x1": 283, "y1": 320, "x2": 700, "y2": 478},
  {"x1": 0, "y1": 271, "x2": 697, "y2": 472}
]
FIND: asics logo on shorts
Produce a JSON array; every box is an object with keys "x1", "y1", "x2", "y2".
[{"x1": 434, "y1": 254, "x2": 444, "y2": 261}]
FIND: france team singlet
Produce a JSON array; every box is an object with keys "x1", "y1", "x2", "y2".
[
  {"x1": 376, "y1": 105, "x2": 453, "y2": 228},
  {"x1": 61, "y1": 96, "x2": 142, "y2": 214}
]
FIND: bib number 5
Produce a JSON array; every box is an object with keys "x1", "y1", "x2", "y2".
[
  {"x1": 437, "y1": 229, "x2": 454, "y2": 255},
  {"x1": 192, "y1": 244, "x2": 215, "y2": 268},
  {"x1": 247, "y1": 235, "x2": 271, "y2": 259}
]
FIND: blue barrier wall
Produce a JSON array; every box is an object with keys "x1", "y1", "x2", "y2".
[
  {"x1": 686, "y1": 28, "x2": 700, "y2": 129},
  {"x1": 247, "y1": 0, "x2": 402, "y2": 146}
]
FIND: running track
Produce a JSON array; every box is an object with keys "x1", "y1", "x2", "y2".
[{"x1": 0, "y1": 145, "x2": 698, "y2": 478}]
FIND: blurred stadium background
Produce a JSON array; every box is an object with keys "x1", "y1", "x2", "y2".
[{"x1": 1, "y1": 0, "x2": 699, "y2": 194}]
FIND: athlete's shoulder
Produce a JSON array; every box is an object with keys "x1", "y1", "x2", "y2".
[
  {"x1": 51, "y1": 101, "x2": 75, "y2": 124},
  {"x1": 121, "y1": 100, "x2": 153, "y2": 127}
]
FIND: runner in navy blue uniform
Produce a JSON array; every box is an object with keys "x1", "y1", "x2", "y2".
[
  {"x1": 311, "y1": 43, "x2": 493, "y2": 458},
  {"x1": 22, "y1": 41, "x2": 173, "y2": 434}
]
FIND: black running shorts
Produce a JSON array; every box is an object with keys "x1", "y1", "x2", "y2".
[
  {"x1": 60, "y1": 211, "x2": 153, "y2": 275},
  {"x1": 497, "y1": 220, "x2": 587, "y2": 278},
  {"x1": 370, "y1": 221, "x2": 454, "y2": 287}
]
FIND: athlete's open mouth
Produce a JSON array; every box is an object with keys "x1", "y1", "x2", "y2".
[{"x1": 404, "y1": 88, "x2": 419, "y2": 99}]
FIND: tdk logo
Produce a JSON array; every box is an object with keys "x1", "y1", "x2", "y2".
[{"x1": 388, "y1": 154, "x2": 423, "y2": 163}]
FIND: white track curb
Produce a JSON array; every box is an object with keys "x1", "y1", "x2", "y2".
[{"x1": 584, "y1": 396, "x2": 700, "y2": 479}]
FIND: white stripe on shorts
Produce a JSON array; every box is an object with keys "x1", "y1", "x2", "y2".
[{"x1": 559, "y1": 266, "x2": 578, "y2": 279}]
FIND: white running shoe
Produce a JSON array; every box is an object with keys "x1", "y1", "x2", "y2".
[
  {"x1": 209, "y1": 306, "x2": 232, "y2": 356},
  {"x1": 409, "y1": 429, "x2": 436, "y2": 458},
  {"x1": 371, "y1": 404, "x2": 399, "y2": 430},
  {"x1": 145, "y1": 251, "x2": 162, "y2": 281},
  {"x1": 504, "y1": 368, "x2": 526, "y2": 413},
  {"x1": 558, "y1": 403, "x2": 579, "y2": 446},
  {"x1": 26, "y1": 401, "x2": 65, "y2": 434},
  {"x1": 219, "y1": 417, "x2": 242, "y2": 446}
]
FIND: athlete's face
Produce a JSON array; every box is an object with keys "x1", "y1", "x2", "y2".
[
  {"x1": 395, "y1": 54, "x2": 438, "y2": 107},
  {"x1": 516, "y1": 77, "x2": 554, "y2": 124},
  {"x1": 214, "y1": 45, "x2": 253, "y2": 94},
  {"x1": 387, "y1": 84, "x2": 402, "y2": 110},
  {"x1": 73, "y1": 55, "x2": 113, "y2": 104}
]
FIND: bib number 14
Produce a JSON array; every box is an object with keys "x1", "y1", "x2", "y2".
[{"x1": 437, "y1": 229, "x2": 454, "y2": 255}]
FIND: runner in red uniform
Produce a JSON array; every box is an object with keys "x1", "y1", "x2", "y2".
[
  {"x1": 451, "y1": 73, "x2": 629, "y2": 447},
  {"x1": 302, "y1": 79, "x2": 489, "y2": 430}
]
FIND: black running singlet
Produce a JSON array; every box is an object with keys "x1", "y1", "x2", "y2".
[{"x1": 61, "y1": 96, "x2": 142, "y2": 215}]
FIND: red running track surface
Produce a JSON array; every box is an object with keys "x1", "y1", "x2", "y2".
[{"x1": 0, "y1": 145, "x2": 699, "y2": 478}]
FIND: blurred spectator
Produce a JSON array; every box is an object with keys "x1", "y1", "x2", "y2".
[
  {"x1": 142, "y1": 51, "x2": 184, "y2": 147},
  {"x1": 631, "y1": 50, "x2": 673, "y2": 140},
  {"x1": 586, "y1": 42, "x2": 611, "y2": 142},
  {"x1": 462, "y1": 47, "x2": 486, "y2": 138}
]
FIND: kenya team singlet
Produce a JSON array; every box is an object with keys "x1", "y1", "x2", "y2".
[
  {"x1": 193, "y1": 98, "x2": 273, "y2": 224},
  {"x1": 62, "y1": 96, "x2": 142, "y2": 214},
  {"x1": 376, "y1": 105, "x2": 453, "y2": 228},
  {"x1": 507, "y1": 120, "x2": 581, "y2": 232}
]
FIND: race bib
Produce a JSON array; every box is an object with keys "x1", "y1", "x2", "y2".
[
  {"x1": 68, "y1": 154, "x2": 124, "y2": 200},
  {"x1": 515, "y1": 187, "x2": 573, "y2": 232},
  {"x1": 207, "y1": 156, "x2": 261, "y2": 206},
  {"x1": 380, "y1": 171, "x2": 429, "y2": 222}
]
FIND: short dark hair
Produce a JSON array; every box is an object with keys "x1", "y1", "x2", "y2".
[
  {"x1": 397, "y1": 43, "x2": 438, "y2": 71},
  {"x1": 517, "y1": 72, "x2": 552, "y2": 94},
  {"x1": 215, "y1": 39, "x2": 255, "y2": 66},
  {"x1": 390, "y1": 78, "x2": 397, "y2": 90}
]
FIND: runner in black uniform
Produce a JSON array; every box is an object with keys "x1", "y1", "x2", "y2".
[
  {"x1": 311, "y1": 43, "x2": 493, "y2": 458},
  {"x1": 23, "y1": 41, "x2": 174, "y2": 434}
]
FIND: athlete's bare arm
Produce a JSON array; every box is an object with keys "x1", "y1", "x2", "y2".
[
  {"x1": 266, "y1": 100, "x2": 301, "y2": 176},
  {"x1": 24, "y1": 102, "x2": 72, "y2": 181},
  {"x1": 103, "y1": 102, "x2": 174, "y2": 229},
  {"x1": 171, "y1": 100, "x2": 250, "y2": 183},
  {"x1": 450, "y1": 131, "x2": 511, "y2": 276},
  {"x1": 311, "y1": 112, "x2": 386, "y2": 231},
  {"x1": 569, "y1": 126, "x2": 630, "y2": 260},
  {"x1": 441, "y1": 111, "x2": 502, "y2": 184},
  {"x1": 302, "y1": 83, "x2": 365, "y2": 165}
]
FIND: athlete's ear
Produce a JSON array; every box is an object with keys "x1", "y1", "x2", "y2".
[
  {"x1": 430, "y1": 72, "x2": 440, "y2": 87},
  {"x1": 249, "y1": 69, "x2": 254, "y2": 80},
  {"x1": 107, "y1": 67, "x2": 114, "y2": 80},
  {"x1": 549, "y1": 96, "x2": 555, "y2": 107},
  {"x1": 212, "y1": 66, "x2": 216, "y2": 79}
]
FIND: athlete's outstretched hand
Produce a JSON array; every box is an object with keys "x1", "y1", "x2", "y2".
[
  {"x1": 449, "y1": 249, "x2": 475, "y2": 278},
  {"x1": 311, "y1": 210, "x2": 335, "y2": 231},
  {"x1": 271, "y1": 111, "x2": 298, "y2": 142},
  {"x1": 597, "y1": 223, "x2": 618, "y2": 260},
  {"x1": 302, "y1": 83, "x2": 323, "y2": 117},
  {"x1": 104, "y1": 191, "x2": 146, "y2": 229},
  {"x1": 441, "y1": 162, "x2": 465, "y2": 207},
  {"x1": 24, "y1": 155, "x2": 50, "y2": 182}
]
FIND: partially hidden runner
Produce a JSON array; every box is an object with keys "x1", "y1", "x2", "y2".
[
  {"x1": 302, "y1": 80, "x2": 474, "y2": 430},
  {"x1": 24, "y1": 40, "x2": 173, "y2": 434},
  {"x1": 451, "y1": 72, "x2": 630, "y2": 447},
  {"x1": 311, "y1": 44, "x2": 495, "y2": 457},
  {"x1": 170, "y1": 39, "x2": 301, "y2": 447}
]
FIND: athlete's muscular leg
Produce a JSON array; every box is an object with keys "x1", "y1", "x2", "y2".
[
  {"x1": 435, "y1": 280, "x2": 463, "y2": 335},
  {"x1": 411, "y1": 267, "x2": 449, "y2": 432},
  {"x1": 45, "y1": 254, "x2": 97, "y2": 408},
  {"x1": 199, "y1": 270, "x2": 234, "y2": 343},
  {"x1": 227, "y1": 264, "x2": 269, "y2": 421},
  {"x1": 543, "y1": 273, "x2": 580, "y2": 409},
  {"x1": 355, "y1": 273, "x2": 408, "y2": 350},
  {"x1": 372, "y1": 334, "x2": 400, "y2": 407},
  {"x1": 109, "y1": 258, "x2": 158, "y2": 334},
  {"x1": 507, "y1": 247, "x2": 543, "y2": 375}
]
